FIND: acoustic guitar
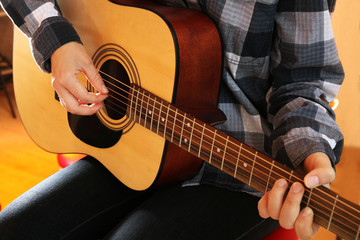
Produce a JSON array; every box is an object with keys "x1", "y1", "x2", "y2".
[{"x1": 13, "y1": 0, "x2": 360, "y2": 239}]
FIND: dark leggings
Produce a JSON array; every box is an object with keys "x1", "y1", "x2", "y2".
[{"x1": 0, "y1": 156, "x2": 278, "y2": 240}]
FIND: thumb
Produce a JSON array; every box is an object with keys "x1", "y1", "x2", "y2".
[
  {"x1": 82, "y1": 61, "x2": 108, "y2": 95},
  {"x1": 303, "y1": 152, "x2": 336, "y2": 188}
]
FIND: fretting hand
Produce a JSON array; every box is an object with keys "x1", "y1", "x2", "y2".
[{"x1": 258, "y1": 152, "x2": 336, "y2": 240}]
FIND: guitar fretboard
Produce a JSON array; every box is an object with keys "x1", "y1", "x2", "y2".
[{"x1": 127, "y1": 84, "x2": 360, "y2": 240}]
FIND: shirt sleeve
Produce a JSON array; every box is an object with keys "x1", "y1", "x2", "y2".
[
  {"x1": 0, "y1": 0, "x2": 81, "y2": 72},
  {"x1": 267, "y1": 0, "x2": 344, "y2": 168}
]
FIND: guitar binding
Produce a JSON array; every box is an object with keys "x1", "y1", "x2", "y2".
[{"x1": 93, "y1": 43, "x2": 140, "y2": 133}]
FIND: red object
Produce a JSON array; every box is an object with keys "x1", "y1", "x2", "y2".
[
  {"x1": 57, "y1": 154, "x2": 86, "y2": 168},
  {"x1": 263, "y1": 227, "x2": 298, "y2": 240}
]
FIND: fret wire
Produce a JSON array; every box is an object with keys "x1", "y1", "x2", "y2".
[
  {"x1": 115, "y1": 84, "x2": 351, "y2": 214},
  {"x1": 198, "y1": 123, "x2": 206, "y2": 158},
  {"x1": 307, "y1": 188, "x2": 313, "y2": 207},
  {"x1": 150, "y1": 96, "x2": 156, "y2": 132},
  {"x1": 126, "y1": 91, "x2": 360, "y2": 229},
  {"x1": 171, "y1": 109, "x2": 178, "y2": 143},
  {"x1": 221, "y1": 136, "x2": 229, "y2": 170},
  {"x1": 328, "y1": 195, "x2": 339, "y2": 230},
  {"x1": 138, "y1": 89, "x2": 145, "y2": 125},
  {"x1": 163, "y1": 104, "x2": 170, "y2": 138},
  {"x1": 356, "y1": 224, "x2": 360, "y2": 240},
  {"x1": 179, "y1": 113, "x2": 187, "y2": 147},
  {"x1": 156, "y1": 100, "x2": 163, "y2": 135},
  {"x1": 159, "y1": 114, "x2": 360, "y2": 230},
  {"x1": 153, "y1": 108, "x2": 360, "y2": 233},
  {"x1": 134, "y1": 87, "x2": 141, "y2": 122},
  {"x1": 128, "y1": 87, "x2": 135, "y2": 120},
  {"x1": 318, "y1": 196, "x2": 359, "y2": 234},
  {"x1": 188, "y1": 118, "x2": 196, "y2": 152},
  {"x1": 144, "y1": 92, "x2": 150, "y2": 127},
  {"x1": 209, "y1": 129, "x2": 217, "y2": 164},
  {"x1": 265, "y1": 160, "x2": 275, "y2": 193},
  {"x1": 135, "y1": 91, "x2": 303, "y2": 186},
  {"x1": 104, "y1": 77, "x2": 360, "y2": 231},
  {"x1": 102, "y1": 76, "x2": 360, "y2": 233},
  {"x1": 248, "y1": 151, "x2": 258, "y2": 186},
  {"x1": 234, "y1": 143, "x2": 242, "y2": 178},
  {"x1": 289, "y1": 170, "x2": 294, "y2": 183}
]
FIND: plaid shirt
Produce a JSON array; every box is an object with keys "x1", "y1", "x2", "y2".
[{"x1": 1, "y1": 0, "x2": 344, "y2": 194}]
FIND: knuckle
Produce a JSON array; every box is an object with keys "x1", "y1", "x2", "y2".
[
  {"x1": 286, "y1": 194, "x2": 301, "y2": 206},
  {"x1": 65, "y1": 102, "x2": 78, "y2": 114},
  {"x1": 294, "y1": 219, "x2": 306, "y2": 233},
  {"x1": 78, "y1": 91, "x2": 92, "y2": 103},
  {"x1": 279, "y1": 217, "x2": 294, "y2": 230},
  {"x1": 67, "y1": 106, "x2": 76, "y2": 114},
  {"x1": 326, "y1": 168, "x2": 336, "y2": 182},
  {"x1": 268, "y1": 209, "x2": 280, "y2": 220},
  {"x1": 83, "y1": 56, "x2": 93, "y2": 66},
  {"x1": 257, "y1": 204, "x2": 268, "y2": 219},
  {"x1": 57, "y1": 73, "x2": 71, "y2": 85}
]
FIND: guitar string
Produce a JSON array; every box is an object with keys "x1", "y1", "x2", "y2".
[
  {"x1": 94, "y1": 86, "x2": 360, "y2": 232},
  {"x1": 98, "y1": 70, "x2": 329, "y2": 187},
  {"x1": 97, "y1": 70, "x2": 333, "y2": 187},
  {"x1": 100, "y1": 92, "x2": 360, "y2": 233},
  {"x1": 97, "y1": 70, "x2": 360, "y2": 221},
  {"x1": 93, "y1": 71, "x2": 360, "y2": 227}
]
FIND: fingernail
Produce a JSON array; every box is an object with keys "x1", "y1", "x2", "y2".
[
  {"x1": 292, "y1": 182, "x2": 303, "y2": 193},
  {"x1": 302, "y1": 207, "x2": 312, "y2": 217},
  {"x1": 307, "y1": 176, "x2": 319, "y2": 188},
  {"x1": 277, "y1": 179, "x2": 287, "y2": 187}
]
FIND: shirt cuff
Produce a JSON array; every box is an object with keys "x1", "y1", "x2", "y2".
[
  {"x1": 31, "y1": 16, "x2": 82, "y2": 73},
  {"x1": 274, "y1": 136, "x2": 343, "y2": 169}
]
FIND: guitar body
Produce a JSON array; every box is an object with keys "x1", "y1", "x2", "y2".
[{"x1": 13, "y1": 0, "x2": 222, "y2": 190}]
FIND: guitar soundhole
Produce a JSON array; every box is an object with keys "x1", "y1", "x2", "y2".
[
  {"x1": 100, "y1": 59, "x2": 130, "y2": 120},
  {"x1": 68, "y1": 43, "x2": 139, "y2": 148},
  {"x1": 92, "y1": 43, "x2": 140, "y2": 133}
]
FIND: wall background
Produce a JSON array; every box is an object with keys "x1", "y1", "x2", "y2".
[
  {"x1": 0, "y1": 9, "x2": 13, "y2": 62},
  {"x1": 332, "y1": 0, "x2": 360, "y2": 148}
]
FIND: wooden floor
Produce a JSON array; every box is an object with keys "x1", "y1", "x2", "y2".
[
  {"x1": 0, "y1": 80, "x2": 359, "y2": 239},
  {"x1": 0, "y1": 81, "x2": 59, "y2": 208}
]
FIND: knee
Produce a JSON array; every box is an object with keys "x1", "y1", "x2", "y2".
[{"x1": 0, "y1": 203, "x2": 41, "y2": 239}]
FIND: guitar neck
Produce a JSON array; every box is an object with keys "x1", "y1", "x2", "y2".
[{"x1": 128, "y1": 84, "x2": 360, "y2": 240}]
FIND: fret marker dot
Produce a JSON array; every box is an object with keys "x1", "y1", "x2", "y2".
[
  {"x1": 243, "y1": 163, "x2": 248, "y2": 168},
  {"x1": 187, "y1": 123, "x2": 191, "y2": 127},
  {"x1": 217, "y1": 148, "x2": 221, "y2": 153},
  {"x1": 184, "y1": 138, "x2": 188, "y2": 143},
  {"x1": 161, "y1": 117, "x2": 165, "y2": 122},
  {"x1": 148, "y1": 111, "x2": 152, "y2": 115}
]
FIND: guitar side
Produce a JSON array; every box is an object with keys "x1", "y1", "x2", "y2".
[{"x1": 13, "y1": 0, "x2": 222, "y2": 190}]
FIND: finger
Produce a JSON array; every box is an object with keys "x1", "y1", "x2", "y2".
[
  {"x1": 279, "y1": 182, "x2": 304, "y2": 229},
  {"x1": 295, "y1": 207, "x2": 320, "y2": 240},
  {"x1": 267, "y1": 179, "x2": 288, "y2": 220},
  {"x1": 73, "y1": 102, "x2": 103, "y2": 116},
  {"x1": 53, "y1": 73, "x2": 107, "y2": 105},
  {"x1": 304, "y1": 168, "x2": 335, "y2": 189},
  {"x1": 63, "y1": 99, "x2": 103, "y2": 115},
  {"x1": 66, "y1": 74, "x2": 107, "y2": 104},
  {"x1": 82, "y1": 58, "x2": 108, "y2": 95},
  {"x1": 303, "y1": 152, "x2": 335, "y2": 188},
  {"x1": 56, "y1": 86, "x2": 103, "y2": 115},
  {"x1": 258, "y1": 192, "x2": 270, "y2": 218}
]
